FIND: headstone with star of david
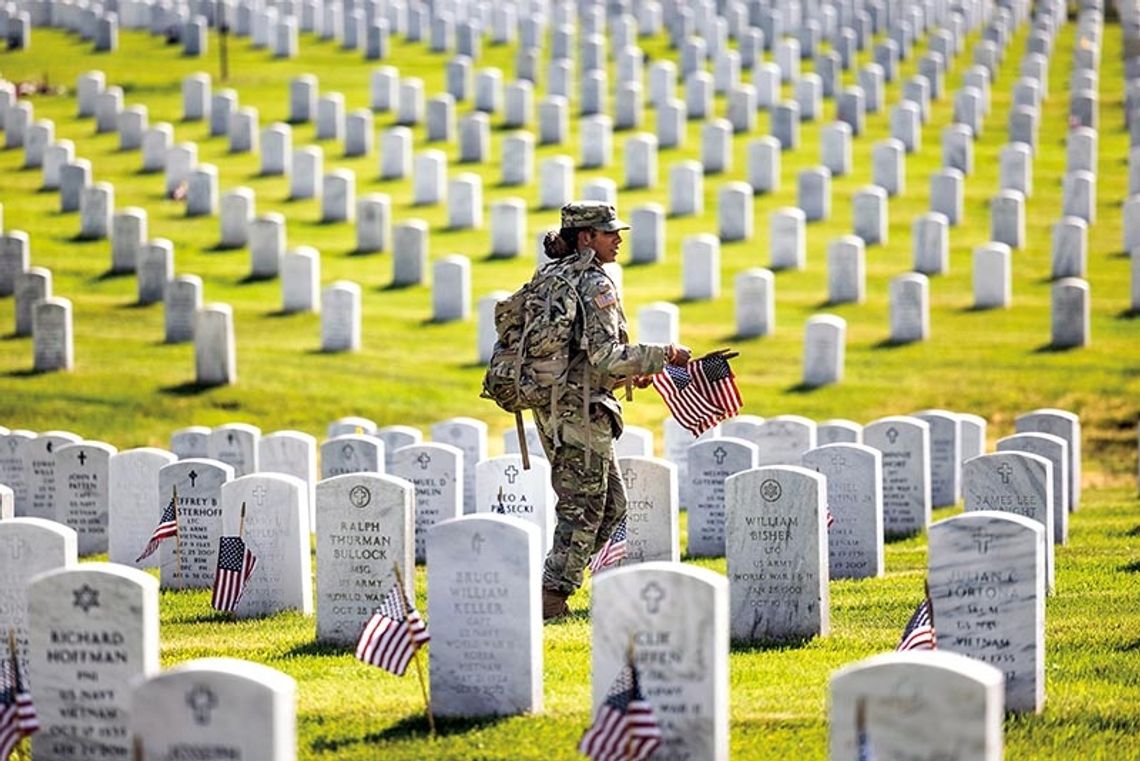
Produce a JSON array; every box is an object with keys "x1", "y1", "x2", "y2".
[
  {"x1": 591, "y1": 563, "x2": 729, "y2": 760},
  {"x1": 0, "y1": 428, "x2": 35, "y2": 512},
  {"x1": 996, "y1": 432, "x2": 1070, "y2": 545},
  {"x1": 503, "y1": 419, "x2": 546, "y2": 461},
  {"x1": 802, "y1": 443, "x2": 884, "y2": 579},
  {"x1": 928, "y1": 511, "x2": 1046, "y2": 714},
  {"x1": 614, "y1": 424, "x2": 654, "y2": 457},
  {"x1": 913, "y1": 410, "x2": 962, "y2": 508},
  {"x1": 863, "y1": 416, "x2": 932, "y2": 537},
  {"x1": 27, "y1": 562, "x2": 160, "y2": 760},
  {"x1": 1014, "y1": 408, "x2": 1081, "y2": 511},
  {"x1": 753, "y1": 415, "x2": 817, "y2": 466},
  {"x1": 208, "y1": 423, "x2": 262, "y2": 477},
  {"x1": 221, "y1": 473, "x2": 312, "y2": 618},
  {"x1": 474, "y1": 455, "x2": 555, "y2": 553},
  {"x1": 390, "y1": 442, "x2": 463, "y2": 563},
  {"x1": 375, "y1": 424, "x2": 423, "y2": 471},
  {"x1": 320, "y1": 434, "x2": 384, "y2": 478},
  {"x1": 829, "y1": 651, "x2": 1005, "y2": 761},
  {"x1": 427, "y1": 514, "x2": 543, "y2": 717},
  {"x1": 962, "y1": 451, "x2": 1055, "y2": 593},
  {"x1": 18, "y1": 430, "x2": 81, "y2": 522},
  {"x1": 618, "y1": 456, "x2": 680, "y2": 564},
  {"x1": 314, "y1": 473, "x2": 413, "y2": 645},
  {"x1": 158, "y1": 458, "x2": 235, "y2": 589},
  {"x1": 726, "y1": 465, "x2": 830, "y2": 641},
  {"x1": 686, "y1": 437, "x2": 759, "y2": 557},
  {"x1": 130, "y1": 657, "x2": 297, "y2": 761},
  {"x1": 327, "y1": 415, "x2": 378, "y2": 438},
  {"x1": 55, "y1": 440, "x2": 118, "y2": 556},
  {"x1": 259, "y1": 430, "x2": 318, "y2": 526},
  {"x1": 0, "y1": 517, "x2": 77, "y2": 675},
  {"x1": 170, "y1": 425, "x2": 211, "y2": 459},
  {"x1": 108, "y1": 447, "x2": 178, "y2": 568},
  {"x1": 430, "y1": 416, "x2": 488, "y2": 515}
]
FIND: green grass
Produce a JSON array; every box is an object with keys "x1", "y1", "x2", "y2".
[{"x1": 0, "y1": 12, "x2": 1139, "y2": 760}]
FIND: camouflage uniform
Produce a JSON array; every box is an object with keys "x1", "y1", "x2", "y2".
[{"x1": 536, "y1": 202, "x2": 669, "y2": 597}]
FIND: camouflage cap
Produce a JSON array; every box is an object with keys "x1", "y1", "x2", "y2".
[{"x1": 560, "y1": 201, "x2": 630, "y2": 232}]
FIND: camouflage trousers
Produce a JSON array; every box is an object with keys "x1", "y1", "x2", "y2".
[{"x1": 535, "y1": 410, "x2": 627, "y2": 595}]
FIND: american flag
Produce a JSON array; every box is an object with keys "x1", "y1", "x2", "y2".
[
  {"x1": 136, "y1": 489, "x2": 179, "y2": 562},
  {"x1": 688, "y1": 353, "x2": 743, "y2": 418},
  {"x1": 211, "y1": 536, "x2": 258, "y2": 613},
  {"x1": 588, "y1": 517, "x2": 628, "y2": 574},
  {"x1": 578, "y1": 661, "x2": 662, "y2": 761},
  {"x1": 651, "y1": 363, "x2": 724, "y2": 437},
  {"x1": 0, "y1": 652, "x2": 38, "y2": 760},
  {"x1": 355, "y1": 583, "x2": 430, "y2": 677},
  {"x1": 896, "y1": 593, "x2": 936, "y2": 652}
]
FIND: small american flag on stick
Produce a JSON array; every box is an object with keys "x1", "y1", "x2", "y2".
[
  {"x1": 578, "y1": 658, "x2": 662, "y2": 761},
  {"x1": 651, "y1": 350, "x2": 743, "y2": 436},
  {"x1": 136, "y1": 487, "x2": 179, "y2": 562},
  {"x1": 588, "y1": 517, "x2": 628, "y2": 574},
  {"x1": 355, "y1": 583, "x2": 430, "y2": 677},
  {"x1": 896, "y1": 584, "x2": 937, "y2": 652},
  {"x1": 211, "y1": 535, "x2": 258, "y2": 613},
  {"x1": 1, "y1": 631, "x2": 38, "y2": 761}
]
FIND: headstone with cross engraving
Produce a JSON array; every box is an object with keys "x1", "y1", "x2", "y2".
[
  {"x1": 929, "y1": 511, "x2": 1046, "y2": 714},
  {"x1": 914, "y1": 410, "x2": 961, "y2": 507},
  {"x1": 19, "y1": 431, "x2": 82, "y2": 522},
  {"x1": 726, "y1": 466, "x2": 830, "y2": 641},
  {"x1": 803, "y1": 444, "x2": 884, "y2": 579},
  {"x1": 55, "y1": 441, "x2": 118, "y2": 556},
  {"x1": 108, "y1": 448, "x2": 178, "y2": 568},
  {"x1": 592, "y1": 563, "x2": 729, "y2": 759},
  {"x1": 320, "y1": 434, "x2": 384, "y2": 478},
  {"x1": 829, "y1": 651, "x2": 1005, "y2": 760},
  {"x1": 209, "y1": 423, "x2": 261, "y2": 478},
  {"x1": 664, "y1": 419, "x2": 721, "y2": 511},
  {"x1": 428, "y1": 514, "x2": 543, "y2": 716},
  {"x1": 963, "y1": 452, "x2": 1055, "y2": 593},
  {"x1": 27, "y1": 563, "x2": 160, "y2": 760},
  {"x1": 754, "y1": 415, "x2": 817, "y2": 467},
  {"x1": 997, "y1": 433, "x2": 1069, "y2": 546},
  {"x1": 130, "y1": 658, "x2": 297, "y2": 760},
  {"x1": 157, "y1": 459, "x2": 235, "y2": 589},
  {"x1": 171, "y1": 426, "x2": 211, "y2": 459},
  {"x1": 687, "y1": 438, "x2": 759, "y2": 557},
  {"x1": 863, "y1": 416, "x2": 932, "y2": 537},
  {"x1": 0, "y1": 518, "x2": 77, "y2": 675},
  {"x1": 391, "y1": 443, "x2": 463, "y2": 563},
  {"x1": 431, "y1": 417, "x2": 488, "y2": 515},
  {"x1": 474, "y1": 456, "x2": 555, "y2": 553},
  {"x1": 0, "y1": 429, "x2": 36, "y2": 514},
  {"x1": 259, "y1": 431, "x2": 318, "y2": 527},
  {"x1": 618, "y1": 456, "x2": 680, "y2": 564},
  {"x1": 1015, "y1": 409, "x2": 1081, "y2": 512},
  {"x1": 220, "y1": 474, "x2": 312, "y2": 618},
  {"x1": 503, "y1": 420, "x2": 547, "y2": 461},
  {"x1": 315, "y1": 473, "x2": 413, "y2": 645}
]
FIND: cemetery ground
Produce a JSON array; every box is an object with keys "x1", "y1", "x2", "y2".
[{"x1": 0, "y1": 12, "x2": 1138, "y2": 761}]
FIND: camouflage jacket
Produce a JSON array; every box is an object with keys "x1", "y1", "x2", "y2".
[{"x1": 533, "y1": 246, "x2": 668, "y2": 451}]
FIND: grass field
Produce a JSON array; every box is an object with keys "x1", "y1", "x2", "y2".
[{"x1": 1, "y1": 7, "x2": 1139, "y2": 759}]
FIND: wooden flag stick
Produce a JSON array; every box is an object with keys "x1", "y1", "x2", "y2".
[
  {"x1": 625, "y1": 637, "x2": 636, "y2": 761},
  {"x1": 172, "y1": 485, "x2": 183, "y2": 590},
  {"x1": 392, "y1": 562, "x2": 435, "y2": 736},
  {"x1": 239, "y1": 501, "x2": 247, "y2": 538}
]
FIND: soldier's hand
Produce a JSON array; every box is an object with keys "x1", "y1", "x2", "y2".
[
  {"x1": 631, "y1": 374, "x2": 654, "y2": 389},
  {"x1": 666, "y1": 344, "x2": 692, "y2": 366}
]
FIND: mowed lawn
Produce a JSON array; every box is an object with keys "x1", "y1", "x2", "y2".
[{"x1": 0, "y1": 11, "x2": 1138, "y2": 760}]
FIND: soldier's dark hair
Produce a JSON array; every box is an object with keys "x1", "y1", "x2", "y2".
[{"x1": 543, "y1": 227, "x2": 588, "y2": 259}]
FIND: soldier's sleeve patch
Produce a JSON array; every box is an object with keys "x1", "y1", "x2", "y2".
[{"x1": 594, "y1": 289, "x2": 617, "y2": 309}]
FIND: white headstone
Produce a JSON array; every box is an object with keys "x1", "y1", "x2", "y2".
[
  {"x1": 108, "y1": 448, "x2": 177, "y2": 568},
  {"x1": 687, "y1": 438, "x2": 759, "y2": 556},
  {"x1": 864, "y1": 416, "x2": 932, "y2": 537},
  {"x1": 474, "y1": 456, "x2": 555, "y2": 552}
]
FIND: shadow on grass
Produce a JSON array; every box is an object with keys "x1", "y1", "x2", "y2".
[
  {"x1": 206, "y1": 241, "x2": 243, "y2": 253},
  {"x1": 871, "y1": 337, "x2": 914, "y2": 350},
  {"x1": 237, "y1": 273, "x2": 275, "y2": 285},
  {"x1": 311, "y1": 713, "x2": 510, "y2": 751},
  {"x1": 1116, "y1": 639, "x2": 1140, "y2": 652},
  {"x1": 286, "y1": 640, "x2": 352, "y2": 658},
  {"x1": 1123, "y1": 525, "x2": 1140, "y2": 537},
  {"x1": 1119, "y1": 560, "x2": 1140, "y2": 574},
  {"x1": 380, "y1": 280, "x2": 416, "y2": 292},
  {"x1": 730, "y1": 634, "x2": 817, "y2": 653},
  {"x1": 90, "y1": 269, "x2": 132, "y2": 283},
  {"x1": 3, "y1": 368, "x2": 41, "y2": 378},
  {"x1": 160, "y1": 380, "x2": 218, "y2": 396},
  {"x1": 1032, "y1": 342, "x2": 1081, "y2": 354},
  {"x1": 117, "y1": 300, "x2": 156, "y2": 310},
  {"x1": 1117, "y1": 308, "x2": 1140, "y2": 320},
  {"x1": 886, "y1": 531, "x2": 922, "y2": 545},
  {"x1": 785, "y1": 381, "x2": 827, "y2": 394}
]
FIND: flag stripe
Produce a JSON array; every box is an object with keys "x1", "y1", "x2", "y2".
[{"x1": 355, "y1": 584, "x2": 430, "y2": 677}]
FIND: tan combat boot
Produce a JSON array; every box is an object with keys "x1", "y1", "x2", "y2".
[{"x1": 542, "y1": 589, "x2": 570, "y2": 621}]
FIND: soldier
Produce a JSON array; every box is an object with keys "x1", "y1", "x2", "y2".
[{"x1": 537, "y1": 201, "x2": 691, "y2": 620}]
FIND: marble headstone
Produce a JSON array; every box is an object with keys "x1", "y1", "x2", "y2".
[
  {"x1": 802, "y1": 444, "x2": 884, "y2": 579},
  {"x1": 108, "y1": 448, "x2": 177, "y2": 568},
  {"x1": 687, "y1": 438, "x2": 759, "y2": 557}
]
